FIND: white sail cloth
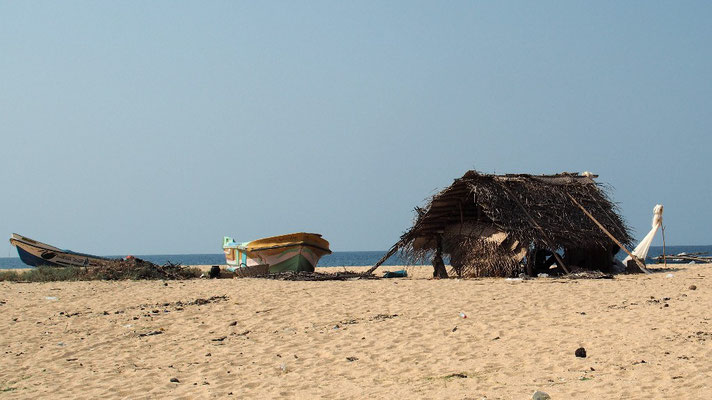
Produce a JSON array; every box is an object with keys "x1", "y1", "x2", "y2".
[{"x1": 623, "y1": 204, "x2": 663, "y2": 263}]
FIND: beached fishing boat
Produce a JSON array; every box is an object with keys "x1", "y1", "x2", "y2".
[
  {"x1": 9, "y1": 233, "x2": 114, "y2": 268},
  {"x1": 223, "y1": 232, "x2": 331, "y2": 274}
]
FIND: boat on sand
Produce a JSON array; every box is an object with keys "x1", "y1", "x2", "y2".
[
  {"x1": 9, "y1": 233, "x2": 115, "y2": 268},
  {"x1": 223, "y1": 233, "x2": 331, "y2": 275}
]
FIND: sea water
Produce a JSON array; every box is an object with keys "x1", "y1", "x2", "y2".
[
  {"x1": 1, "y1": 246, "x2": 710, "y2": 270},
  {"x1": 0, "y1": 251, "x2": 415, "y2": 269}
]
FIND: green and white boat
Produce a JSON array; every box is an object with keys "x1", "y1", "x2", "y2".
[{"x1": 223, "y1": 232, "x2": 331, "y2": 275}]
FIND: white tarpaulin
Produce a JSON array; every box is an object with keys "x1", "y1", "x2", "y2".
[{"x1": 623, "y1": 204, "x2": 663, "y2": 263}]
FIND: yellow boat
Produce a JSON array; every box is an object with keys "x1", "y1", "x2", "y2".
[{"x1": 223, "y1": 232, "x2": 331, "y2": 274}]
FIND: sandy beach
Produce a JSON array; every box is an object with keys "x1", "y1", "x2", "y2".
[{"x1": 1, "y1": 264, "x2": 710, "y2": 399}]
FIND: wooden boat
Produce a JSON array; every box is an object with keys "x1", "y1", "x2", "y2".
[
  {"x1": 9, "y1": 233, "x2": 114, "y2": 268},
  {"x1": 654, "y1": 252, "x2": 712, "y2": 264},
  {"x1": 223, "y1": 233, "x2": 331, "y2": 274}
]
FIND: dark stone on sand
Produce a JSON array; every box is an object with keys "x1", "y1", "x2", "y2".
[
  {"x1": 170, "y1": 378, "x2": 180, "y2": 383},
  {"x1": 228, "y1": 321, "x2": 237, "y2": 326},
  {"x1": 138, "y1": 330, "x2": 163, "y2": 337},
  {"x1": 689, "y1": 285, "x2": 697, "y2": 290},
  {"x1": 346, "y1": 356, "x2": 359, "y2": 362},
  {"x1": 532, "y1": 391, "x2": 551, "y2": 400},
  {"x1": 575, "y1": 347, "x2": 587, "y2": 358},
  {"x1": 445, "y1": 373, "x2": 467, "y2": 379}
]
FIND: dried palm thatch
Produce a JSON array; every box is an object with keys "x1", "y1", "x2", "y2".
[
  {"x1": 445, "y1": 234, "x2": 525, "y2": 278},
  {"x1": 370, "y1": 171, "x2": 632, "y2": 278}
]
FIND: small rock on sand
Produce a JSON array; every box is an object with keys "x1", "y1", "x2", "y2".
[
  {"x1": 689, "y1": 285, "x2": 697, "y2": 290},
  {"x1": 575, "y1": 347, "x2": 587, "y2": 358},
  {"x1": 170, "y1": 378, "x2": 180, "y2": 383},
  {"x1": 532, "y1": 390, "x2": 551, "y2": 400}
]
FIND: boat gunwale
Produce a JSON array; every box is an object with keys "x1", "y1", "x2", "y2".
[
  {"x1": 10, "y1": 234, "x2": 62, "y2": 252},
  {"x1": 228, "y1": 242, "x2": 332, "y2": 254}
]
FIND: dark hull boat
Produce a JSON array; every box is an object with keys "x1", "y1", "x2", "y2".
[{"x1": 9, "y1": 233, "x2": 115, "y2": 268}]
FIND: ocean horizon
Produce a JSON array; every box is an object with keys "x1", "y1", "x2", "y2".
[{"x1": 1, "y1": 245, "x2": 710, "y2": 270}]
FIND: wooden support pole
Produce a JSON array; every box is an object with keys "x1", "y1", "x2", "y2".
[
  {"x1": 525, "y1": 248, "x2": 534, "y2": 277},
  {"x1": 566, "y1": 193, "x2": 650, "y2": 274},
  {"x1": 364, "y1": 242, "x2": 401, "y2": 276},
  {"x1": 662, "y1": 225, "x2": 667, "y2": 268},
  {"x1": 497, "y1": 182, "x2": 569, "y2": 274},
  {"x1": 432, "y1": 233, "x2": 448, "y2": 279}
]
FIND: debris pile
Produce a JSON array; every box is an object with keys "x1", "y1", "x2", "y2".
[
  {"x1": 83, "y1": 259, "x2": 200, "y2": 280},
  {"x1": 560, "y1": 270, "x2": 614, "y2": 280},
  {"x1": 262, "y1": 270, "x2": 380, "y2": 281}
]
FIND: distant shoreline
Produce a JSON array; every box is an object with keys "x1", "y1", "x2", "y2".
[{"x1": 1, "y1": 245, "x2": 710, "y2": 269}]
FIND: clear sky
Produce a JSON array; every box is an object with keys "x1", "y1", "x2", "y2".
[{"x1": 1, "y1": 1, "x2": 710, "y2": 255}]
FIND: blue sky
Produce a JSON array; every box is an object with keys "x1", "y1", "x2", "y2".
[{"x1": 1, "y1": 1, "x2": 710, "y2": 255}]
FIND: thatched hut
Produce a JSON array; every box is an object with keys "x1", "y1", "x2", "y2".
[{"x1": 372, "y1": 171, "x2": 633, "y2": 278}]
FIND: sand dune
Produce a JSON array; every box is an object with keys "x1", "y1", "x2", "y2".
[{"x1": 1, "y1": 264, "x2": 710, "y2": 399}]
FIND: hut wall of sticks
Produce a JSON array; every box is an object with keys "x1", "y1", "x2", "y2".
[{"x1": 374, "y1": 171, "x2": 633, "y2": 278}]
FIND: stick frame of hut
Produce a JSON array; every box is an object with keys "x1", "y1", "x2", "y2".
[{"x1": 367, "y1": 171, "x2": 633, "y2": 278}]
